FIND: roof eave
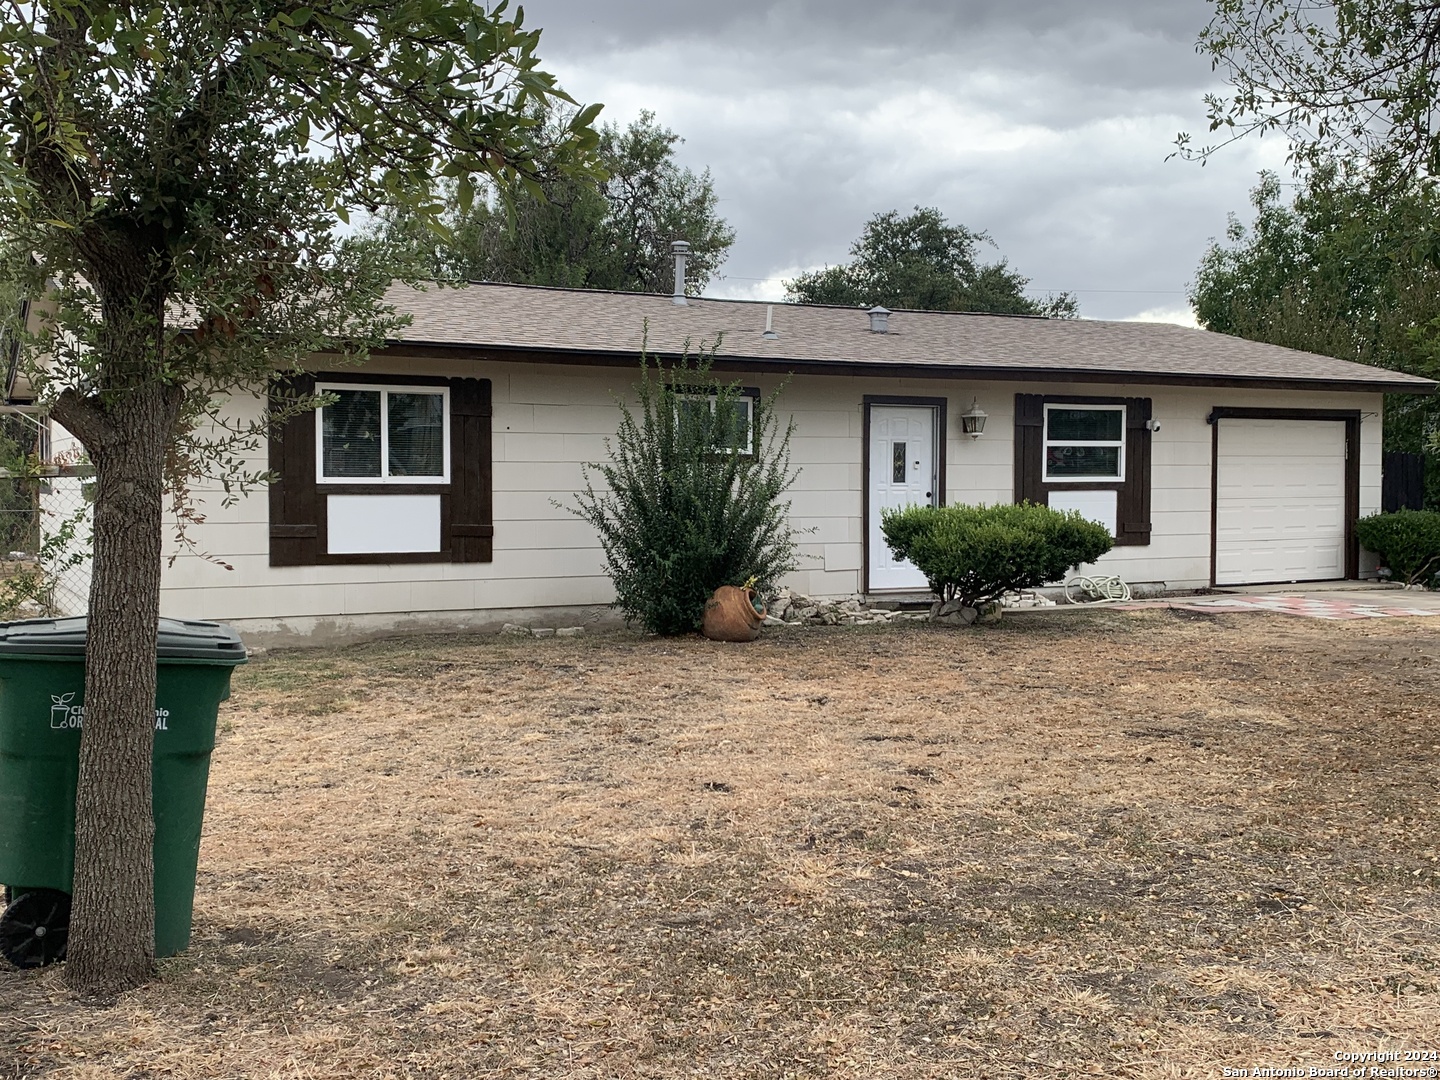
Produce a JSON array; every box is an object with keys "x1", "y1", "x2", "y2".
[{"x1": 367, "y1": 340, "x2": 1439, "y2": 396}]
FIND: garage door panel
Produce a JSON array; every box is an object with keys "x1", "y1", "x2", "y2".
[{"x1": 1215, "y1": 419, "x2": 1346, "y2": 586}]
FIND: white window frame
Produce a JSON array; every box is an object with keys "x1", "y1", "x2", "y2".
[
  {"x1": 677, "y1": 390, "x2": 757, "y2": 455},
  {"x1": 316, "y1": 382, "x2": 451, "y2": 485},
  {"x1": 1042, "y1": 403, "x2": 1126, "y2": 483}
]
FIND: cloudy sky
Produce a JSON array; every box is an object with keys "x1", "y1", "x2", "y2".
[{"x1": 519, "y1": 0, "x2": 1292, "y2": 324}]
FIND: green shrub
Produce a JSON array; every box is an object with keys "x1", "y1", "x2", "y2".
[
  {"x1": 1356, "y1": 509, "x2": 1440, "y2": 586},
  {"x1": 881, "y1": 502, "x2": 1114, "y2": 608},
  {"x1": 566, "y1": 348, "x2": 803, "y2": 635}
]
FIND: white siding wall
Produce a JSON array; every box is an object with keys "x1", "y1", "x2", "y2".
[
  {"x1": 38, "y1": 420, "x2": 94, "y2": 615},
  {"x1": 140, "y1": 356, "x2": 1385, "y2": 641}
]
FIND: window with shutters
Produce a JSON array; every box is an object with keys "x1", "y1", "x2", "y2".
[
  {"x1": 269, "y1": 372, "x2": 493, "y2": 566},
  {"x1": 1014, "y1": 393, "x2": 1152, "y2": 547},
  {"x1": 1043, "y1": 404, "x2": 1125, "y2": 481},
  {"x1": 317, "y1": 384, "x2": 449, "y2": 483}
]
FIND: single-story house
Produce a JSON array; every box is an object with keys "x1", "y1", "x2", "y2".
[{"x1": 27, "y1": 274, "x2": 1440, "y2": 644}]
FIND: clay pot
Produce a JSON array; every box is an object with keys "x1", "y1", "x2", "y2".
[{"x1": 702, "y1": 585, "x2": 766, "y2": 642}]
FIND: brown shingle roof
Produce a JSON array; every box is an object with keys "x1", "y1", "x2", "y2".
[{"x1": 382, "y1": 282, "x2": 1437, "y2": 393}]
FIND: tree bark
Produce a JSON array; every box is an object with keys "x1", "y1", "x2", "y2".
[{"x1": 52, "y1": 380, "x2": 182, "y2": 997}]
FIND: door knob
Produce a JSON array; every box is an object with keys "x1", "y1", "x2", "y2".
[{"x1": 925, "y1": 491, "x2": 932, "y2": 499}]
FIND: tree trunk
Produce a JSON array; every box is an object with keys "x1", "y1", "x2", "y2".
[{"x1": 54, "y1": 381, "x2": 178, "y2": 996}]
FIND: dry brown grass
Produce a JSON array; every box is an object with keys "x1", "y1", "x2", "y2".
[{"x1": 2, "y1": 608, "x2": 1439, "y2": 1078}]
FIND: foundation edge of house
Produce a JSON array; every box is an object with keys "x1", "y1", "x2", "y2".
[
  {"x1": 224, "y1": 604, "x2": 627, "y2": 652},
  {"x1": 225, "y1": 581, "x2": 1192, "y2": 651}
]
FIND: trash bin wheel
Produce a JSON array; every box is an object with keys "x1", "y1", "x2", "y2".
[{"x1": 0, "y1": 888, "x2": 71, "y2": 969}]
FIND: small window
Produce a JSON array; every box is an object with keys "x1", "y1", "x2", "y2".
[
  {"x1": 1043, "y1": 404, "x2": 1125, "y2": 481},
  {"x1": 677, "y1": 391, "x2": 756, "y2": 454},
  {"x1": 317, "y1": 383, "x2": 449, "y2": 484}
]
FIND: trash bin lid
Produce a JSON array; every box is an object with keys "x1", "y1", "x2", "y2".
[{"x1": 0, "y1": 616, "x2": 247, "y2": 662}]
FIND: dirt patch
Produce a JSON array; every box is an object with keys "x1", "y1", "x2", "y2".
[{"x1": 2, "y1": 610, "x2": 1438, "y2": 1077}]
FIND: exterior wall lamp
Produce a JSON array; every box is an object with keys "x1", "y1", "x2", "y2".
[{"x1": 960, "y1": 399, "x2": 988, "y2": 439}]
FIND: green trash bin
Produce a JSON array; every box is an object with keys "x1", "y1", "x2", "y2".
[{"x1": 0, "y1": 617, "x2": 247, "y2": 967}]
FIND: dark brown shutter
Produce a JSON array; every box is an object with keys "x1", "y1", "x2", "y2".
[
  {"x1": 448, "y1": 377, "x2": 493, "y2": 562},
  {"x1": 1115, "y1": 397, "x2": 1152, "y2": 546},
  {"x1": 268, "y1": 373, "x2": 319, "y2": 566},
  {"x1": 1013, "y1": 393, "x2": 1046, "y2": 505}
]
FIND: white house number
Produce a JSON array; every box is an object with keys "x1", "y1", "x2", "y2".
[{"x1": 49, "y1": 694, "x2": 170, "y2": 731}]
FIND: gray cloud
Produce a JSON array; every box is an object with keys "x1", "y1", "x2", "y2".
[
  {"x1": 520, "y1": 0, "x2": 1287, "y2": 321},
  {"x1": 530, "y1": 0, "x2": 1208, "y2": 55}
]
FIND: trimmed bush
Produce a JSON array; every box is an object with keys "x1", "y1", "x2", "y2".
[
  {"x1": 1356, "y1": 509, "x2": 1440, "y2": 586},
  {"x1": 881, "y1": 502, "x2": 1114, "y2": 608},
  {"x1": 566, "y1": 349, "x2": 803, "y2": 636}
]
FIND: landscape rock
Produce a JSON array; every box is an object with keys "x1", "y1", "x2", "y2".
[
  {"x1": 1000, "y1": 589, "x2": 1057, "y2": 608},
  {"x1": 499, "y1": 623, "x2": 532, "y2": 637},
  {"x1": 698, "y1": 588, "x2": 982, "y2": 629},
  {"x1": 556, "y1": 627, "x2": 585, "y2": 637},
  {"x1": 531, "y1": 627, "x2": 557, "y2": 639}
]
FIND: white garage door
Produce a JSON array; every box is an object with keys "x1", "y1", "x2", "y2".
[{"x1": 1215, "y1": 419, "x2": 1346, "y2": 586}]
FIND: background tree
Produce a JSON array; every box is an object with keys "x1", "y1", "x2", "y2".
[
  {"x1": 1183, "y1": 0, "x2": 1440, "y2": 174},
  {"x1": 784, "y1": 207, "x2": 1077, "y2": 318},
  {"x1": 1190, "y1": 167, "x2": 1440, "y2": 506},
  {"x1": 0, "y1": 1, "x2": 599, "y2": 995},
  {"x1": 1183, "y1": 2, "x2": 1440, "y2": 481},
  {"x1": 376, "y1": 110, "x2": 735, "y2": 295}
]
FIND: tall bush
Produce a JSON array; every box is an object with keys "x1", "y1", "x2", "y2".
[
  {"x1": 881, "y1": 502, "x2": 1113, "y2": 608},
  {"x1": 568, "y1": 347, "x2": 803, "y2": 635},
  {"x1": 1356, "y1": 509, "x2": 1440, "y2": 586}
]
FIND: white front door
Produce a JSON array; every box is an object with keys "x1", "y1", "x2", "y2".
[
  {"x1": 1215, "y1": 418, "x2": 1347, "y2": 585},
  {"x1": 868, "y1": 405, "x2": 938, "y2": 591}
]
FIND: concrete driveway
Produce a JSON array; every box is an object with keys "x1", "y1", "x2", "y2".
[{"x1": 1123, "y1": 581, "x2": 1440, "y2": 621}]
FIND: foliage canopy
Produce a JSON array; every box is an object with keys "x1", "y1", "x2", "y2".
[
  {"x1": 1183, "y1": 0, "x2": 1440, "y2": 174},
  {"x1": 1190, "y1": 167, "x2": 1440, "y2": 506},
  {"x1": 374, "y1": 109, "x2": 734, "y2": 295},
  {"x1": 784, "y1": 207, "x2": 1077, "y2": 318}
]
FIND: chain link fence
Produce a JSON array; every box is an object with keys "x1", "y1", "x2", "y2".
[
  {"x1": 0, "y1": 411, "x2": 93, "y2": 620},
  {"x1": 0, "y1": 467, "x2": 93, "y2": 619}
]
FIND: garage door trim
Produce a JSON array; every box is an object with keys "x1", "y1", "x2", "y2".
[{"x1": 1208, "y1": 407, "x2": 1361, "y2": 587}]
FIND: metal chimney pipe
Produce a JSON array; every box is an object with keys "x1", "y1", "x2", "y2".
[{"x1": 671, "y1": 240, "x2": 690, "y2": 305}]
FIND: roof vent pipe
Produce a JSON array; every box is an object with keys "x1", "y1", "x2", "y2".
[
  {"x1": 671, "y1": 240, "x2": 690, "y2": 305},
  {"x1": 868, "y1": 305, "x2": 891, "y2": 333}
]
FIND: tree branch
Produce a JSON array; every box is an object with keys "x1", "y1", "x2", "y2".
[{"x1": 49, "y1": 386, "x2": 116, "y2": 454}]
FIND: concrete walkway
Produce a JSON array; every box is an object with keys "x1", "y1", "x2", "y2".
[{"x1": 1117, "y1": 582, "x2": 1440, "y2": 621}]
